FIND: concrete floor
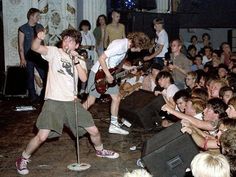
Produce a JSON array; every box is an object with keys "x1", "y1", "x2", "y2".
[{"x1": 0, "y1": 97, "x2": 157, "y2": 177}]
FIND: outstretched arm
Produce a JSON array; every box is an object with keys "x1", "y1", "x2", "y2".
[
  {"x1": 31, "y1": 30, "x2": 48, "y2": 55},
  {"x1": 162, "y1": 104, "x2": 215, "y2": 131}
]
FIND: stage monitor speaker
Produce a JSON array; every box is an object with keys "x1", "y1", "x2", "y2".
[
  {"x1": 142, "y1": 122, "x2": 199, "y2": 177},
  {"x1": 3, "y1": 66, "x2": 28, "y2": 97},
  {"x1": 119, "y1": 89, "x2": 165, "y2": 130}
]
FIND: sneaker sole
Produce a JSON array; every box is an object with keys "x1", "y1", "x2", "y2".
[
  {"x1": 96, "y1": 154, "x2": 119, "y2": 159},
  {"x1": 108, "y1": 130, "x2": 129, "y2": 135}
]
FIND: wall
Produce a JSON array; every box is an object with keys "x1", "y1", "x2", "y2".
[
  {"x1": 180, "y1": 28, "x2": 232, "y2": 50},
  {"x1": 2, "y1": 0, "x2": 77, "y2": 69},
  {"x1": 77, "y1": 0, "x2": 106, "y2": 31}
]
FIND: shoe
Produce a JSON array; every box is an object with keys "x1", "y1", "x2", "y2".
[
  {"x1": 96, "y1": 149, "x2": 119, "y2": 159},
  {"x1": 109, "y1": 124, "x2": 129, "y2": 135},
  {"x1": 136, "y1": 158, "x2": 144, "y2": 168},
  {"x1": 16, "y1": 157, "x2": 29, "y2": 175}
]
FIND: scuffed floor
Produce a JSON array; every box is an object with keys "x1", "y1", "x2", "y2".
[{"x1": 0, "y1": 98, "x2": 157, "y2": 177}]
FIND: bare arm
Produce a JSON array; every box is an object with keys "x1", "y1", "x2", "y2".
[
  {"x1": 18, "y1": 31, "x2": 26, "y2": 67},
  {"x1": 143, "y1": 45, "x2": 164, "y2": 61},
  {"x1": 121, "y1": 24, "x2": 126, "y2": 38},
  {"x1": 103, "y1": 27, "x2": 109, "y2": 49},
  {"x1": 31, "y1": 30, "x2": 48, "y2": 55},
  {"x1": 75, "y1": 62, "x2": 87, "y2": 82},
  {"x1": 162, "y1": 104, "x2": 215, "y2": 131},
  {"x1": 182, "y1": 125, "x2": 219, "y2": 149},
  {"x1": 98, "y1": 53, "x2": 113, "y2": 83}
]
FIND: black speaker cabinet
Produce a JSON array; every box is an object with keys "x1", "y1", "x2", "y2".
[
  {"x1": 119, "y1": 89, "x2": 165, "y2": 130},
  {"x1": 142, "y1": 122, "x2": 199, "y2": 177},
  {"x1": 3, "y1": 66, "x2": 28, "y2": 97}
]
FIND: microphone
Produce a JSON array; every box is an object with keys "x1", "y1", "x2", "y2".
[{"x1": 65, "y1": 49, "x2": 85, "y2": 61}]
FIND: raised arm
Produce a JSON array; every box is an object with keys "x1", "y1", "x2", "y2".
[
  {"x1": 162, "y1": 104, "x2": 216, "y2": 131},
  {"x1": 31, "y1": 30, "x2": 48, "y2": 55}
]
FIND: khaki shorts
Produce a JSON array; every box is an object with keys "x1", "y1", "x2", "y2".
[
  {"x1": 86, "y1": 71, "x2": 119, "y2": 98},
  {"x1": 36, "y1": 99, "x2": 95, "y2": 138}
]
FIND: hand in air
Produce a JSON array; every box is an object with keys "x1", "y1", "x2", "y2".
[{"x1": 37, "y1": 29, "x2": 46, "y2": 40}]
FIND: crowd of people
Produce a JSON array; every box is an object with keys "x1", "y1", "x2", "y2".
[{"x1": 16, "y1": 7, "x2": 236, "y2": 177}]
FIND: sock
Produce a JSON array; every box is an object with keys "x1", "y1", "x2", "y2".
[
  {"x1": 111, "y1": 116, "x2": 118, "y2": 125},
  {"x1": 95, "y1": 144, "x2": 103, "y2": 151},
  {"x1": 22, "y1": 151, "x2": 31, "y2": 159}
]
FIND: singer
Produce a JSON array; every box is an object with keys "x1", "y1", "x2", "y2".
[{"x1": 15, "y1": 28, "x2": 119, "y2": 175}]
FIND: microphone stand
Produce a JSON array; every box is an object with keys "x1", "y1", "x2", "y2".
[{"x1": 67, "y1": 53, "x2": 91, "y2": 171}]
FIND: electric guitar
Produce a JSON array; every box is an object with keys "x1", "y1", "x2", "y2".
[{"x1": 95, "y1": 65, "x2": 143, "y2": 94}]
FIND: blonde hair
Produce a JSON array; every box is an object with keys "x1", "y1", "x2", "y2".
[
  {"x1": 228, "y1": 96, "x2": 236, "y2": 110},
  {"x1": 123, "y1": 169, "x2": 152, "y2": 177},
  {"x1": 191, "y1": 152, "x2": 230, "y2": 177},
  {"x1": 189, "y1": 97, "x2": 206, "y2": 114}
]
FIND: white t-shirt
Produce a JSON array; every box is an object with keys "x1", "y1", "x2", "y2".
[
  {"x1": 202, "y1": 55, "x2": 212, "y2": 65},
  {"x1": 42, "y1": 46, "x2": 87, "y2": 101},
  {"x1": 155, "y1": 29, "x2": 169, "y2": 58},
  {"x1": 91, "y1": 38, "x2": 128, "y2": 73},
  {"x1": 81, "y1": 31, "x2": 97, "y2": 62},
  {"x1": 122, "y1": 76, "x2": 144, "y2": 85},
  {"x1": 162, "y1": 84, "x2": 179, "y2": 101},
  {"x1": 194, "y1": 112, "x2": 203, "y2": 120}
]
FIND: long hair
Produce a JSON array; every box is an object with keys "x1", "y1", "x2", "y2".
[{"x1": 127, "y1": 32, "x2": 150, "y2": 50}]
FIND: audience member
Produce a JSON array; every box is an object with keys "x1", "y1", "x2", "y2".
[
  {"x1": 219, "y1": 86, "x2": 234, "y2": 104},
  {"x1": 163, "y1": 98, "x2": 227, "y2": 131},
  {"x1": 123, "y1": 169, "x2": 152, "y2": 177},
  {"x1": 155, "y1": 71, "x2": 179, "y2": 107},
  {"x1": 142, "y1": 63, "x2": 163, "y2": 92},
  {"x1": 220, "y1": 129, "x2": 236, "y2": 176},
  {"x1": 226, "y1": 96, "x2": 236, "y2": 119},
  {"x1": 191, "y1": 55, "x2": 203, "y2": 71},
  {"x1": 143, "y1": 18, "x2": 169, "y2": 66},
  {"x1": 93, "y1": 14, "x2": 108, "y2": 56},
  {"x1": 18, "y1": 8, "x2": 47, "y2": 102},
  {"x1": 220, "y1": 42, "x2": 232, "y2": 67},
  {"x1": 79, "y1": 20, "x2": 97, "y2": 64},
  {"x1": 173, "y1": 89, "x2": 190, "y2": 113},
  {"x1": 209, "y1": 79, "x2": 228, "y2": 98},
  {"x1": 191, "y1": 152, "x2": 230, "y2": 177},
  {"x1": 202, "y1": 46, "x2": 213, "y2": 65},
  {"x1": 185, "y1": 71, "x2": 198, "y2": 93},
  {"x1": 218, "y1": 64, "x2": 229, "y2": 80},
  {"x1": 168, "y1": 39, "x2": 192, "y2": 89},
  {"x1": 104, "y1": 10, "x2": 125, "y2": 49},
  {"x1": 187, "y1": 45, "x2": 197, "y2": 62},
  {"x1": 191, "y1": 87, "x2": 209, "y2": 102}
]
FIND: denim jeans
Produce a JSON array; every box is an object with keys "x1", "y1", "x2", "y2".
[{"x1": 26, "y1": 60, "x2": 46, "y2": 100}]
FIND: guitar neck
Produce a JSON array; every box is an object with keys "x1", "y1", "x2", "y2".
[{"x1": 115, "y1": 66, "x2": 142, "y2": 79}]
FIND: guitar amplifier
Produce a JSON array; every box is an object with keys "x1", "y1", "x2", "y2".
[
  {"x1": 3, "y1": 66, "x2": 28, "y2": 97},
  {"x1": 119, "y1": 89, "x2": 165, "y2": 130}
]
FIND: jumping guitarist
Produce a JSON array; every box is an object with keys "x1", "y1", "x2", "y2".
[{"x1": 82, "y1": 32, "x2": 150, "y2": 135}]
